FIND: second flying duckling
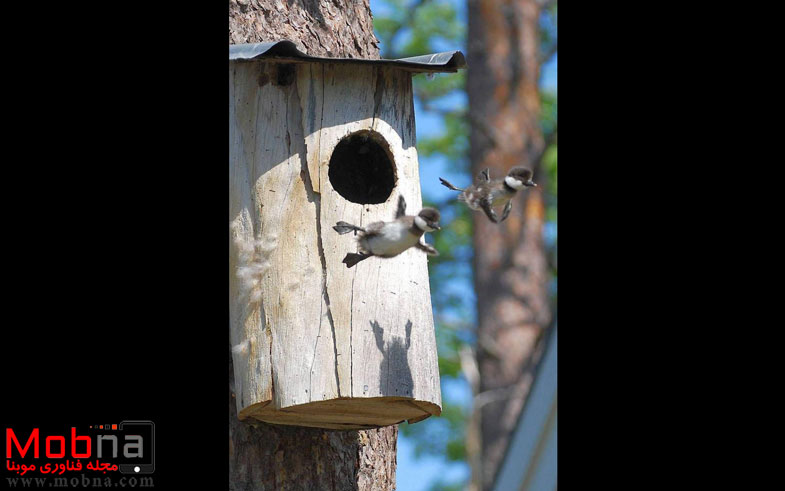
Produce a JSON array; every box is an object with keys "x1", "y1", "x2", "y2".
[{"x1": 439, "y1": 166, "x2": 536, "y2": 223}]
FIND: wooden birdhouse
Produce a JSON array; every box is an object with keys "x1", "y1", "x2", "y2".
[{"x1": 229, "y1": 41, "x2": 466, "y2": 429}]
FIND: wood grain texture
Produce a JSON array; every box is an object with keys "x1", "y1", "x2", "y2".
[
  {"x1": 296, "y1": 63, "x2": 325, "y2": 193},
  {"x1": 229, "y1": 60, "x2": 275, "y2": 414},
  {"x1": 230, "y1": 60, "x2": 441, "y2": 428}
]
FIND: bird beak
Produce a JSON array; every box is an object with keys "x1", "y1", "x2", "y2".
[
  {"x1": 433, "y1": 224, "x2": 441, "y2": 230},
  {"x1": 526, "y1": 180, "x2": 537, "y2": 187}
]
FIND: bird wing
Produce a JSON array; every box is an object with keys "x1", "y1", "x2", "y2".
[
  {"x1": 476, "y1": 168, "x2": 491, "y2": 182},
  {"x1": 474, "y1": 180, "x2": 494, "y2": 195}
]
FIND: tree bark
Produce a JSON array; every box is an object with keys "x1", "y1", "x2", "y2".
[
  {"x1": 229, "y1": 2, "x2": 398, "y2": 490},
  {"x1": 229, "y1": 0, "x2": 380, "y2": 58},
  {"x1": 466, "y1": 0, "x2": 552, "y2": 489}
]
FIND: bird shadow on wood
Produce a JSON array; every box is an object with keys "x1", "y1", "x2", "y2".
[{"x1": 371, "y1": 320, "x2": 414, "y2": 397}]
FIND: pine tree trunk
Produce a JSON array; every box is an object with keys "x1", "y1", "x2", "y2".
[
  {"x1": 229, "y1": 3, "x2": 398, "y2": 490},
  {"x1": 229, "y1": 0, "x2": 380, "y2": 58},
  {"x1": 466, "y1": 0, "x2": 551, "y2": 488}
]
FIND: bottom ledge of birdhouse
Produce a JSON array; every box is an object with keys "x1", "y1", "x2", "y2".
[{"x1": 238, "y1": 397, "x2": 441, "y2": 430}]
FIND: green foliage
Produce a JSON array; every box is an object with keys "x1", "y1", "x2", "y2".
[
  {"x1": 414, "y1": 71, "x2": 465, "y2": 100},
  {"x1": 374, "y1": 0, "x2": 465, "y2": 59},
  {"x1": 543, "y1": 145, "x2": 557, "y2": 221},
  {"x1": 540, "y1": 90, "x2": 558, "y2": 225},
  {"x1": 540, "y1": 90, "x2": 558, "y2": 138},
  {"x1": 416, "y1": 106, "x2": 469, "y2": 160},
  {"x1": 400, "y1": 398, "x2": 467, "y2": 460}
]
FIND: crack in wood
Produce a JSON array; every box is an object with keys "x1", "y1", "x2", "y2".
[
  {"x1": 313, "y1": 193, "x2": 342, "y2": 398},
  {"x1": 295, "y1": 79, "x2": 340, "y2": 400},
  {"x1": 265, "y1": 308, "x2": 274, "y2": 404},
  {"x1": 348, "y1": 213, "x2": 362, "y2": 398},
  {"x1": 310, "y1": 298, "x2": 323, "y2": 402}
]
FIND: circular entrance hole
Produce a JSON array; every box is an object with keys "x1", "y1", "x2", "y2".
[{"x1": 328, "y1": 131, "x2": 396, "y2": 204}]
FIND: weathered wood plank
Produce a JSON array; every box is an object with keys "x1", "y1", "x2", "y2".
[
  {"x1": 229, "y1": 61, "x2": 273, "y2": 415},
  {"x1": 230, "y1": 61, "x2": 335, "y2": 417},
  {"x1": 314, "y1": 63, "x2": 380, "y2": 399},
  {"x1": 265, "y1": 79, "x2": 338, "y2": 411},
  {"x1": 296, "y1": 63, "x2": 325, "y2": 194},
  {"x1": 246, "y1": 397, "x2": 433, "y2": 430}
]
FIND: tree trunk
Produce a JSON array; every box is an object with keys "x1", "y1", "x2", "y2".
[
  {"x1": 229, "y1": 2, "x2": 399, "y2": 490},
  {"x1": 466, "y1": 0, "x2": 551, "y2": 489},
  {"x1": 229, "y1": 0, "x2": 380, "y2": 58}
]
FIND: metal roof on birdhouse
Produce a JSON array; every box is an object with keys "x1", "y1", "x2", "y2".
[{"x1": 229, "y1": 40, "x2": 467, "y2": 73}]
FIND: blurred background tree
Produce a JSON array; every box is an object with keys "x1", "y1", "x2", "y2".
[{"x1": 372, "y1": 1, "x2": 557, "y2": 489}]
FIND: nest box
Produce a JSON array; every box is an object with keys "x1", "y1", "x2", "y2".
[{"x1": 229, "y1": 41, "x2": 467, "y2": 429}]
